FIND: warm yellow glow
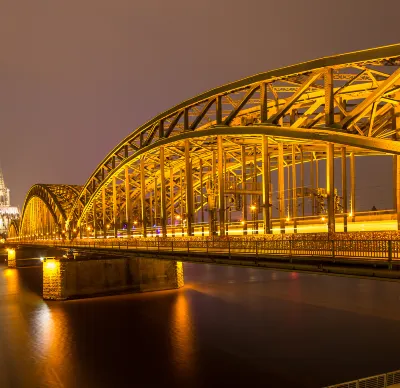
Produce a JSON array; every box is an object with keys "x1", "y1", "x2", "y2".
[
  {"x1": 241, "y1": 221, "x2": 245, "y2": 225},
  {"x1": 106, "y1": 224, "x2": 110, "y2": 229},
  {"x1": 349, "y1": 212, "x2": 353, "y2": 217},
  {"x1": 87, "y1": 226, "x2": 91, "y2": 231},
  {"x1": 250, "y1": 205, "x2": 256, "y2": 211},
  {"x1": 45, "y1": 261, "x2": 57, "y2": 270},
  {"x1": 176, "y1": 215, "x2": 181, "y2": 220},
  {"x1": 134, "y1": 221, "x2": 138, "y2": 225},
  {"x1": 321, "y1": 216, "x2": 326, "y2": 222},
  {"x1": 73, "y1": 229, "x2": 76, "y2": 232},
  {"x1": 286, "y1": 216, "x2": 290, "y2": 222}
]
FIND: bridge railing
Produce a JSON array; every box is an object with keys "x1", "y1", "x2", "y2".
[
  {"x1": 323, "y1": 368, "x2": 400, "y2": 388},
  {"x1": 16, "y1": 238, "x2": 400, "y2": 263}
]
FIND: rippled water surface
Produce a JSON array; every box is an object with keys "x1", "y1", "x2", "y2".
[{"x1": 1, "y1": 259, "x2": 400, "y2": 387}]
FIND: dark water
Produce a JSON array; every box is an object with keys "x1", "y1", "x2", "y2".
[{"x1": 1, "y1": 260, "x2": 400, "y2": 388}]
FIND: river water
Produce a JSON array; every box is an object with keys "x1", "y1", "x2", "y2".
[{"x1": 0, "y1": 259, "x2": 400, "y2": 388}]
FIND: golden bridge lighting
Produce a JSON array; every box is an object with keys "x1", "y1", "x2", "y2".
[{"x1": 8, "y1": 44, "x2": 400, "y2": 241}]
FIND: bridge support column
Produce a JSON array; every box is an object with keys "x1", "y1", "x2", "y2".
[
  {"x1": 185, "y1": 140, "x2": 194, "y2": 236},
  {"x1": 342, "y1": 147, "x2": 348, "y2": 233},
  {"x1": 7, "y1": 248, "x2": 16, "y2": 268},
  {"x1": 395, "y1": 155, "x2": 400, "y2": 230},
  {"x1": 93, "y1": 200, "x2": 98, "y2": 239},
  {"x1": 241, "y1": 145, "x2": 248, "y2": 235},
  {"x1": 170, "y1": 167, "x2": 175, "y2": 237},
  {"x1": 350, "y1": 152, "x2": 356, "y2": 221},
  {"x1": 113, "y1": 176, "x2": 118, "y2": 238},
  {"x1": 278, "y1": 143, "x2": 285, "y2": 233},
  {"x1": 217, "y1": 136, "x2": 225, "y2": 236},
  {"x1": 125, "y1": 166, "x2": 132, "y2": 238},
  {"x1": 102, "y1": 187, "x2": 107, "y2": 238},
  {"x1": 140, "y1": 158, "x2": 147, "y2": 238},
  {"x1": 291, "y1": 145, "x2": 297, "y2": 233},
  {"x1": 326, "y1": 143, "x2": 335, "y2": 234},
  {"x1": 42, "y1": 257, "x2": 184, "y2": 301},
  {"x1": 160, "y1": 147, "x2": 167, "y2": 237},
  {"x1": 262, "y1": 136, "x2": 271, "y2": 234}
]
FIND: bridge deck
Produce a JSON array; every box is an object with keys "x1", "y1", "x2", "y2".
[{"x1": 10, "y1": 238, "x2": 400, "y2": 282}]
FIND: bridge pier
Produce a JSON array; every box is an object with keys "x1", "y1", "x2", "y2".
[
  {"x1": 42, "y1": 257, "x2": 184, "y2": 301},
  {"x1": 7, "y1": 246, "x2": 64, "y2": 268}
]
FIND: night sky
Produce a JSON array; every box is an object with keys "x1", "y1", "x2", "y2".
[{"x1": 1, "y1": 0, "x2": 400, "y2": 209}]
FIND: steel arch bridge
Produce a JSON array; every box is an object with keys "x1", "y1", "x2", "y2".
[{"x1": 11, "y1": 44, "x2": 400, "y2": 241}]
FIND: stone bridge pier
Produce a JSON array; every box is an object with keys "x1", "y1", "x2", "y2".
[
  {"x1": 6, "y1": 246, "x2": 64, "y2": 268},
  {"x1": 42, "y1": 257, "x2": 184, "y2": 300},
  {"x1": 6, "y1": 246, "x2": 184, "y2": 300}
]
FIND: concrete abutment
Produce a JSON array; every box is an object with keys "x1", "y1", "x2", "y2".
[{"x1": 43, "y1": 257, "x2": 184, "y2": 300}]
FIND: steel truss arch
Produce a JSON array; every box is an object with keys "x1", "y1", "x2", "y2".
[
  {"x1": 11, "y1": 44, "x2": 400, "y2": 239},
  {"x1": 19, "y1": 184, "x2": 83, "y2": 238},
  {"x1": 75, "y1": 125, "x2": 400, "y2": 227},
  {"x1": 68, "y1": 44, "x2": 400, "y2": 225}
]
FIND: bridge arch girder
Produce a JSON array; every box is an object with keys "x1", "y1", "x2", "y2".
[
  {"x1": 69, "y1": 44, "x2": 400, "y2": 225},
  {"x1": 76, "y1": 125, "x2": 397, "y2": 236},
  {"x1": 17, "y1": 184, "x2": 82, "y2": 238}
]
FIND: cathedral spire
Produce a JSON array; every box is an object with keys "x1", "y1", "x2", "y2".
[
  {"x1": 0, "y1": 166, "x2": 5, "y2": 189},
  {"x1": 0, "y1": 167, "x2": 10, "y2": 206}
]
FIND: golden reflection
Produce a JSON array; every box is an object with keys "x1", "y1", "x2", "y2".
[
  {"x1": 170, "y1": 291, "x2": 196, "y2": 376},
  {"x1": 33, "y1": 303, "x2": 72, "y2": 385},
  {"x1": 3, "y1": 267, "x2": 20, "y2": 295}
]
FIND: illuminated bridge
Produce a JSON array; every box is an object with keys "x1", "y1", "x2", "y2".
[{"x1": 7, "y1": 44, "x2": 400, "y2": 242}]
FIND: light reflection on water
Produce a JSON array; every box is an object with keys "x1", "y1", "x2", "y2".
[{"x1": 1, "y1": 262, "x2": 400, "y2": 387}]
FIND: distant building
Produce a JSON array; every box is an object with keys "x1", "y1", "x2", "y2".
[{"x1": 0, "y1": 168, "x2": 19, "y2": 237}]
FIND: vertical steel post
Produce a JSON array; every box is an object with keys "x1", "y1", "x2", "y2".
[
  {"x1": 341, "y1": 147, "x2": 348, "y2": 233},
  {"x1": 216, "y1": 95, "x2": 222, "y2": 125},
  {"x1": 260, "y1": 83, "x2": 268, "y2": 123},
  {"x1": 93, "y1": 199, "x2": 97, "y2": 239},
  {"x1": 160, "y1": 147, "x2": 167, "y2": 237},
  {"x1": 292, "y1": 144, "x2": 297, "y2": 233},
  {"x1": 170, "y1": 167, "x2": 175, "y2": 237},
  {"x1": 300, "y1": 148, "x2": 304, "y2": 218},
  {"x1": 112, "y1": 176, "x2": 117, "y2": 238},
  {"x1": 310, "y1": 152, "x2": 314, "y2": 216},
  {"x1": 185, "y1": 139, "x2": 194, "y2": 236},
  {"x1": 140, "y1": 158, "x2": 147, "y2": 237},
  {"x1": 396, "y1": 155, "x2": 400, "y2": 230},
  {"x1": 209, "y1": 151, "x2": 216, "y2": 237},
  {"x1": 218, "y1": 136, "x2": 225, "y2": 236},
  {"x1": 326, "y1": 143, "x2": 335, "y2": 234},
  {"x1": 149, "y1": 191, "x2": 153, "y2": 235},
  {"x1": 253, "y1": 146, "x2": 258, "y2": 234},
  {"x1": 154, "y1": 177, "x2": 158, "y2": 226},
  {"x1": 200, "y1": 159, "x2": 205, "y2": 236},
  {"x1": 241, "y1": 145, "x2": 248, "y2": 235},
  {"x1": 350, "y1": 152, "x2": 356, "y2": 221},
  {"x1": 262, "y1": 135, "x2": 271, "y2": 234},
  {"x1": 179, "y1": 170, "x2": 184, "y2": 236},
  {"x1": 124, "y1": 166, "x2": 131, "y2": 237},
  {"x1": 278, "y1": 143, "x2": 285, "y2": 233},
  {"x1": 393, "y1": 155, "x2": 397, "y2": 211},
  {"x1": 324, "y1": 68, "x2": 334, "y2": 126},
  {"x1": 102, "y1": 187, "x2": 107, "y2": 238}
]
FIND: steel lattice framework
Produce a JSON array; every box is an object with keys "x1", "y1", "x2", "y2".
[{"x1": 12, "y1": 44, "x2": 400, "y2": 240}]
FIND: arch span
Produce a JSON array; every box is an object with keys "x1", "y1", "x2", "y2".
[
  {"x1": 18, "y1": 184, "x2": 82, "y2": 239},
  {"x1": 10, "y1": 43, "x2": 400, "y2": 239}
]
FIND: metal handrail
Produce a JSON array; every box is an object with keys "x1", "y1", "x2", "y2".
[
  {"x1": 323, "y1": 369, "x2": 400, "y2": 388},
  {"x1": 11, "y1": 238, "x2": 400, "y2": 264}
]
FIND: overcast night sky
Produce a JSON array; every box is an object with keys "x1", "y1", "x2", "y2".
[{"x1": 1, "y1": 0, "x2": 400, "y2": 209}]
